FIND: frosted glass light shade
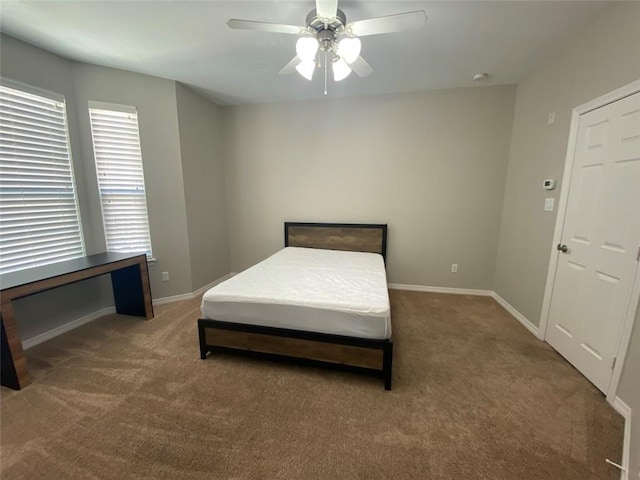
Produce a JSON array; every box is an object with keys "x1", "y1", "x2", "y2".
[
  {"x1": 296, "y1": 37, "x2": 319, "y2": 62},
  {"x1": 337, "y1": 37, "x2": 361, "y2": 64},
  {"x1": 332, "y1": 58, "x2": 352, "y2": 81},
  {"x1": 296, "y1": 60, "x2": 315, "y2": 80}
]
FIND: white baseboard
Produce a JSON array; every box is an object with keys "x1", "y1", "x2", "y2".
[
  {"x1": 22, "y1": 280, "x2": 538, "y2": 349},
  {"x1": 192, "y1": 273, "x2": 236, "y2": 297},
  {"x1": 388, "y1": 284, "x2": 540, "y2": 338},
  {"x1": 490, "y1": 292, "x2": 540, "y2": 338},
  {"x1": 152, "y1": 292, "x2": 194, "y2": 306},
  {"x1": 152, "y1": 272, "x2": 236, "y2": 306},
  {"x1": 22, "y1": 273, "x2": 237, "y2": 348},
  {"x1": 22, "y1": 306, "x2": 117, "y2": 350},
  {"x1": 388, "y1": 283, "x2": 493, "y2": 296},
  {"x1": 612, "y1": 397, "x2": 632, "y2": 480}
]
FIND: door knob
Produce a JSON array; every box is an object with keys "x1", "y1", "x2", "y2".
[{"x1": 557, "y1": 243, "x2": 568, "y2": 253}]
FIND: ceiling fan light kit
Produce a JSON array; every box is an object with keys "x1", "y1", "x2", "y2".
[
  {"x1": 337, "y1": 37, "x2": 361, "y2": 65},
  {"x1": 295, "y1": 60, "x2": 316, "y2": 81},
  {"x1": 332, "y1": 57, "x2": 351, "y2": 81},
  {"x1": 227, "y1": 0, "x2": 427, "y2": 93},
  {"x1": 296, "y1": 37, "x2": 319, "y2": 62}
]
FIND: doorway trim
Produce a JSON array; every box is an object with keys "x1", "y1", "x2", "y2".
[{"x1": 539, "y1": 78, "x2": 640, "y2": 403}]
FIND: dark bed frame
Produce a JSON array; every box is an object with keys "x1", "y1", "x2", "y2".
[{"x1": 197, "y1": 222, "x2": 393, "y2": 390}]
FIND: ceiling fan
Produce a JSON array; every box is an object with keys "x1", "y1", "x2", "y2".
[{"x1": 227, "y1": 0, "x2": 427, "y2": 90}]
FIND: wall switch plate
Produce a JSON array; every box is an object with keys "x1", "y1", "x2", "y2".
[
  {"x1": 162, "y1": 271, "x2": 169, "y2": 281},
  {"x1": 548, "y1": 112, "x2": 555, "y2": 125},
  {"x1": 451, "y1": 264, "x2": 458, "y2": 273},
  {"x1": 544, "y1": 198, "x2": 555, "y2": 212}
]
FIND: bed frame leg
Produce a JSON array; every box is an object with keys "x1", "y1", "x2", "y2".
[
  {"x1": 198, "y1": 322, "x2": 208, "y2": 360},
  {"x1": 383, "y1": 341, "x2": 393, "y2": 390}
]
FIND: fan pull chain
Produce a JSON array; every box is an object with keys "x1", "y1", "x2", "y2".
[{"x1": 324, "y1": 51, "x2": 328, "y2": 95}]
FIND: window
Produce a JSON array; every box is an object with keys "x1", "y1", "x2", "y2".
[
  {"x1": 0, "y1": 82, "x2": 85, "y2": 274},
  {"x1": 88, "y1": 103, "x2": 152, "y2": 257}
]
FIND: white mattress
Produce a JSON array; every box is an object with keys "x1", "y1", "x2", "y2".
[{"x1": 201, "y1": 247, "x2": 391, "y2": 339}]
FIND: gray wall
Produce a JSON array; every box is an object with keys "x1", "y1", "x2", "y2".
[
  {"x1": 176, "y1": 83, "x2": 230, "y2": 290},
  {"x1": 224, "y1": 86, "x2": 516, "y2": 288},
  {"x1": 71, "y1": 63, "x2": 192, "y2": 299},
  {"x1": 492, "y1": 2, "x2": 640, "y2": 473},
  {"x1": 0, "y1": 35, "x2": 230, "y2": 342},
  {"x1": 494, "y1": 2, "x2": 640, "y2": 325},
  {"x1": 0, "y1": 35, "x2": 111, "y2": 341}
]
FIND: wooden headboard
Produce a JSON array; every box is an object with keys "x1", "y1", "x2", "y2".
[{"x1": 284, "y1": 222, "x2": 387, "y2": 261}]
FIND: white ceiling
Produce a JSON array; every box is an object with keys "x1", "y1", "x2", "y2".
[{"x1": 0, "y1": 1, "x2": 610, "y2": 106}]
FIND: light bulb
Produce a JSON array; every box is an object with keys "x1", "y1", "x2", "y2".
[
  {"x1": 296, "y1": 37, "x2": 319, "y2": 62},
  {"x1": 332, "y1": 58, "x2": 352, "y2": 81},
  {"x1": 296, "y1": 60, "x2": 315, "y2": 80},
  {"x1": 337, "y1": 37, "x2": 361, "y2": 64}
]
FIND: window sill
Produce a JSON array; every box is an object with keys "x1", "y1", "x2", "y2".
[{"x1": 147, "y1": 257, "x2": 157, "y2": 265}]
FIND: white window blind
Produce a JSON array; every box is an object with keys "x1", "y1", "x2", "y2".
[
  {"x1": 0, "y1": 83, "x2": 85, "y2": 274},
  {"x1": 89, "y1": 104, "x2": 152, "y2": 257}
]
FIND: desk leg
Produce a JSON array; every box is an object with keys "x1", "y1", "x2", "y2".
[
  {"x1": 1, "y1": 301, "x2": 31, "y2": 390},
  {"x1": 110, "y1": 260, "x2": 154, "y2": 320}
]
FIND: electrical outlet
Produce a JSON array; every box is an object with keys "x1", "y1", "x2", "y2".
[
  {"x1": 161, "y1": 271, "x2": 169, "y2": 282},
  {"x1": 451, "y1": 264, "x2": 458, "y2": 273},
  {"x1": 548, "y1": 112, "x2": 555, "y2": 125}
]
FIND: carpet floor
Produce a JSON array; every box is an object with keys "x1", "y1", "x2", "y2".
[{"x1": 1, "y1": 290, "x2": 624, "y2": 479}]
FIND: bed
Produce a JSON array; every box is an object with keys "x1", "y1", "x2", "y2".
[{"x1": 197, "y1": 222, "x2": 393, "y2": 389}]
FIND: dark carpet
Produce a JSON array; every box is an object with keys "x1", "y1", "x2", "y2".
[{"x1": 0, "y1": 290, "x2": 624, "y2": 479}]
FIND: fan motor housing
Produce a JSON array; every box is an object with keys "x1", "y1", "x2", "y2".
[{"x1": 306, "y1": 8, "x2": 346, "y2": 32}]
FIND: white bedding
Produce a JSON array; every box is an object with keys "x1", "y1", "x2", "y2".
[{"x1": 200, "y1": 247, "x2": 391, "y2": 339}]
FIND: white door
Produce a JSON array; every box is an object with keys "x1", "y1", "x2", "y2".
[{"x1": 546, "y1": 91, "x2": 640, "y2": 393}]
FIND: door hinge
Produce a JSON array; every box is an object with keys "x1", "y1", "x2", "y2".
[
  {"x1": 637, "y1": 246, "x2": 640, "y2": 261},
  {"x1": 612, "y1": 357, "x2": 617, "y2": 370}
]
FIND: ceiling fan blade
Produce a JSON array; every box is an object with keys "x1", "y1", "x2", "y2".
[
  {"x1": 349, "y1": 56, "x2": 373, "y2": 78},
  {"x1": 347, "y1": 11, "x2": 427, "y2": 37},
  {"x1": 279, "y1": 56, "x2": 301, "y2": 75},
  {"x1": 227, "y1": 19, "x2": 304, "y2": 35},
  {"x1": 316, "y1": 0, "x2": 338, "y2": 20}
]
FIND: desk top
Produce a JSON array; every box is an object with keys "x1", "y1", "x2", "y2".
[{"x1": 0, "y1": 252, "x2": 147, "y2": 291}]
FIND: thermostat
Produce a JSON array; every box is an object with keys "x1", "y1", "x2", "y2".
[{"x1": 543, "y1": 179, "x2": 556, "y2": 191}]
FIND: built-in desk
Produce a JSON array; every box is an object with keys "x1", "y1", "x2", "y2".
[{"x1": 1, "y1": 252, "x2": 154, "y2": 390}]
